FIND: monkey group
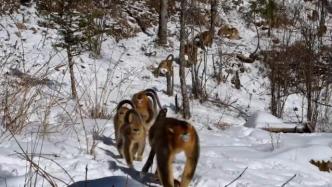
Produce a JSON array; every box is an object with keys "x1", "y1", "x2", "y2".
[
  {"x1": 112, "y1": 29, "x2": 215, "y2": 186},
  {"x1": 154, "y1": 30, "x2": 213, "y2": 72},
  {"x1": 114, "y1": 89, "x2": 161, "y2": 162},
  {"x1": 113, "y1": 88, "x2": 200, "y2": 187}
]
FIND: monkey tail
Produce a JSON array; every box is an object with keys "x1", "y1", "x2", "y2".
[
  {"x1": 192, "y1": 129, "x2": 200, "y2": 173},
  {"x1": 155, "y1": 108, "x2": 167, "y2": 122},
  {"x1": 141, "y1": 149, "x2": 156, "y2": 174},
  {"x1": 116, "y1": 99, "x2": 135, "y2": 111},
  {"x1": 144, "y1": 88, "x2": 163, "y2": 110},
  {"x1": 166, "y1": 54, "x2": 174, "y2": 61}
]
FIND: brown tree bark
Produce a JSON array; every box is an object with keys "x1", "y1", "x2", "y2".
[
  {"x1": 179, "y1": 0, "x2": 191, "y2": 119},
  {"x1": 158, "y1": 0, "x2": 168, "y2": 45},
  {"x1": 67, "y1": 47, "x2": 78, "y2": 99},
  {"x1": 166, "y1": 70, "x2": 174, "y2": 96},
  {"x1": 210, "y1": 0, "x2": 218, "y2": 36}
]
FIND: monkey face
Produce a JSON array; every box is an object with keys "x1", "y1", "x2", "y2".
[
  {"x1": 118, "y1": 107, "x2": 129, "y2": 116},
  {"x1": 137, "y1": 98, "x2": 143, "y2": 104},
  {"x1": 130, "y1": 123, "x2": 145, "y2": 139},
  {"x1": 131, "y1": 126, "x2": 142, "y2": 135},
  {"x1": 157, "y1": 60, "x2": 172, "y2": 76},
  {"x1": 159, "y1": 67, "x2": 169, "y2": 75},
  {"x1": 127, "y1": 113, "x2": 145, "y2": 136},
  {"x1": 134, "y1": 93, "x2": 146, "y2": 106}
]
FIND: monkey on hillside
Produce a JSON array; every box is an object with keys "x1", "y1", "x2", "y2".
[
  {"x1": 218, "y1": 26, "x2": 240, "y2": 40},
  {"x1": 153, "y1": 55, "x2": 175, "y2": 95},
  {"x1": 154, "y1": 54, "x2": 174, "y2": 77},
  {"x1": 177, "y1": 42, "x2": 198, "y2": 68},
  {"x1": 131, "y1": 88, "x2": 163, "y2": 129},
  {"x1": 141, "y1": 108, "x2": 200, "y2": 187},
  {"x1": 193, "y1": 31, "x2": 213, "y2": 50},
  {"x1": 168, "y1": 42, "x2": 201, "y2": 68},
  {"x1": 118, "y1": 109, "x2": 146, "y2": 168}
]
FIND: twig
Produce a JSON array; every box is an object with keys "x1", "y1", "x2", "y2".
[
  {"x1": 224, "y1": 167, "x2": 248, "y2": 187},
  {"x1": 10, "y1": 153, "x2": 59, "y2": 157},
  {"x1": 208, "y1": 99, "x2": 249, "y2": 117},
  {"x1": 9, "y1": 129, "x2": 68, "y2": 186},
  {"x1": 14, "y1": 152, "x2": 75, "y2": 184},
  {"x1": 0, "y1": 23, "x2": 10, "y2": 40},
  {"x1": 281, "y1": 174, "x2": 296, "y2": 187},
  {"x1": 312, "y1": 99, "x2": 332, "y2": 108},
  {"x1": 85, "y1": 164, "x2": 88, "y2": 187}
]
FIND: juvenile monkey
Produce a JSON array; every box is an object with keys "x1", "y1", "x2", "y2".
[
  {"x1": 113, "y1": 100, "x2": 135, "y2": 146},
  {"x1": 118, "y1": 109, "x2": 146, "y2": 168},
  {"x1": 172, "y1": 43, "x2": 199, "y2": 68},
  {"x1": 154, "y1": 54, "x2": 174, "y2": 77},
  {"x1": 218, "y1": 26, "x2": 240, "y2": 40},
  {"x1": 131, "y1": 89, "x2": 163, "y2": 129},
  {"x1": 194, "y1": 30, "x2": 213, "y2": 50},
  {"x1": 154, "y1": 55, "x2": 175, "y2": 95},
  {"x1": 142, "y1": 108, "x2": 200, "y2": 187}
]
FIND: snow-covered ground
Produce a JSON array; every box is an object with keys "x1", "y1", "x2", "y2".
[
  {"x1": 1, "y1": 119, "x2": 332, "y2": 187},
  {"x1": 0, "y1": 2, "x2": 331, "y2": 187}
]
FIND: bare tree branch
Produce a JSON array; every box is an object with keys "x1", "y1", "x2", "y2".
[
  {"x1": 281, "y1": 174, "x2": 297, "y2": 187},
  {"x1": 224, "y1": 167, "x2": 248, "y2": 187}
]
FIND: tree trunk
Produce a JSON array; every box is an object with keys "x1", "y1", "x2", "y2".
[
  {"x1": 179, "y1": 0, "x2": 191, "y2": 119},
  {"x1": 191, "y1": 65, "x2": 197, "y2": 98},
  {"x1": 191, "y1": 63, "x2": 203, "y2": 99},
  {"x1": 175, "y1": 94, "x2": 180, "y2": 114},
  {"x1": 318, "y1": 0, "x2": 327, "y2": 44},
  {"x1": 166, "y1": 70, "x2": 173, "y2": 96},
  {"x1": 319, "y1": 0, "x2": 327, "y2": 27},
  {"x1": 20, "y1": 0, "x2": 31, "y2": 6},
  {"x1": 307, "y1": 81, "x2": 312, "y2": 123},
  {"x1": 270, "y1": 63, "x2": 277, "y2": 116},
  {"x1": 67, "y1": 47, "x2": 78, "y2": 99},
  {"x1": 158, "y1": 0, "x2": 168, "y2": 45},
  {"x1": 210, "y1": 0, "x2": 217, "y2": 36}
]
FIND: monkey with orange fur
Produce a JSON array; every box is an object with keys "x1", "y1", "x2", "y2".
[
  {"x1": 118, "y1": 109, "x2": 146, "y2": 168},
  {"x1": 181, "y1": 42, "x2": 198, "y2": 68},
  {"x1": 154, "y1": 54, "x2": 174, "y2": 78},
  {"x1": 131, "y1": 89, "x2": 162, "y2": 130},
  {"x1": 142, "y1": 108, "x2": 200, "y2": 187},
  {"x1": 194, "y1": 30, "x2": 213, "y2": 50},
  {"x1": 113, "y1": 100, "x2": 135, "y2": 155}
]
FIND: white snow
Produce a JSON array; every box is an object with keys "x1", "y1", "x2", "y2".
[
  {"x1": 0, "y1": 1, "x2": 331, "y2": 187},
  {"x1": 244, "y1": 111, "x2": 297, "y2": 129},
  {"x1": 68, "y1": 176, "x2": 145, "y2": 187}
]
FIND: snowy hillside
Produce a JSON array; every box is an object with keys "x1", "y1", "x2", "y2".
[{"x1": 0, "y1": 0, "x2": 332, "y2": 187}]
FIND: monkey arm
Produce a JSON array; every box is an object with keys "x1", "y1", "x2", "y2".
[
  {"x1": 135, "y1": 140, "x2": 146, "y2": 161},
  {"x1": 116, "y1": 137, "x2": 123, "y2": 158},
  {"x1": 123, "y1": 139, "x2": 134, "y2": 168}
]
